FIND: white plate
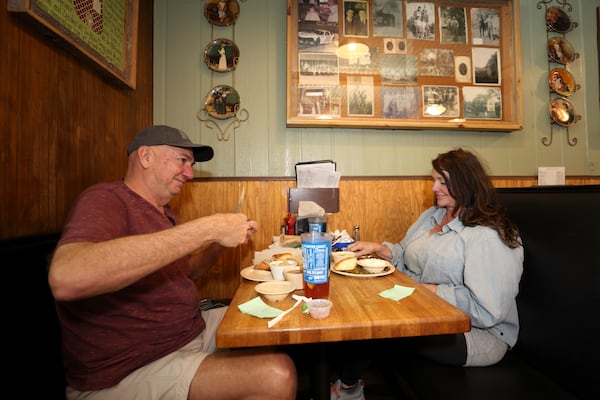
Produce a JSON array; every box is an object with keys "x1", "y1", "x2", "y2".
[
  {"x1": 330, "y1": 261, "x2": 395, "y2": 278},
  {"x1": 240, "y1": 266, "x2": 275, "y2": 282}
]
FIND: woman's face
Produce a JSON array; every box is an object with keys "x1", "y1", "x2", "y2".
[{"x1": 432, "y1": 169, "x2": 457, "y2": 210}]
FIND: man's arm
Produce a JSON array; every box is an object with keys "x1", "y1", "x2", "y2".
[{"x1": 49, "y1": 213, "x2": 256, "y2": 301}]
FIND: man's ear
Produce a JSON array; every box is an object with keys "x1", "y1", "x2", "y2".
[{"x1": 137, "y1": 146, "x2": 153, "y2": 168}]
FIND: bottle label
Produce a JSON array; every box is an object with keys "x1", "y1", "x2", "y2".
[
  {"x1": 302, "y1": 237, "x2": 330, "y2": 285},
  {"x1": 309, "y1": 222, "x2": 322, "y2": 232}
]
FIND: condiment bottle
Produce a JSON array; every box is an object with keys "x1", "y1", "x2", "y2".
[
  {"x1": 301, "y1": 231, "x2": 332, "y2": 299},
  {"x1": 284, "y1": 213, "x2": 296, "y2": 235},
  {"x1": 308, "y1": 215, "x2": 328, "y2": 233},
  {"x1": 353, "y1": 225, "x2": 360, "y2": 241}
]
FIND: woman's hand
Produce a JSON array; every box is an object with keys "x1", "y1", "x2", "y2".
[{"x1": 348, "y1": 241, "x2": 392, "y2": 261}]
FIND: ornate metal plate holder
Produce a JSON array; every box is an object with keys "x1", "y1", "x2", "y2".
[
  {"x1": 539, "y1": 0, "x2": 581, "y2": 146},
  {"x1": 197, "y1": 0, "x2": 249, "y2": 141}
]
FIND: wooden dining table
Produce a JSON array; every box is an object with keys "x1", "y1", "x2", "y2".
[{"x1": 216, "y1": 267, "x2": 471, "y2": 399}]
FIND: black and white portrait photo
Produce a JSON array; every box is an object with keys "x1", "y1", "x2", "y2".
[
  {"x1": 470, "y1": 8, "x2": 499, "y2": 45},
  {"x1": 472, "y1": 47, "x2": 500, "y2": 85},
  {"x1": 406, "y1": 2, "x2": 435, "y2": 40}
]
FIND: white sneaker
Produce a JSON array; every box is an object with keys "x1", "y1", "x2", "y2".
[{"x1": 330, "y1": 379, "x2": 365, "y2": 400}]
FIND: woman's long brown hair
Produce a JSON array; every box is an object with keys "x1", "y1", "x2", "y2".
[{"x1": 432, "y1": 148, "x2": 522, "y2": 249}]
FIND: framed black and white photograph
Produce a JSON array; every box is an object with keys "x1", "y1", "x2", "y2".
[
  {"x1": 419, "y1": 48, "x2": 454, "y2": 77},
  {"x1": 382, "y1": 86, "x2": 419, "y2": 118},
  {"x1": 422, "y1": 85, "x2": 459, "y2": 117},
  {"x1": 463, "y1": 87, "x2": 502, "y2": 119},
  {"x1": 297, "y1": 86, "x2": 342, "y2": 117},
  {"x1": 454, "y1": 56, "x2": 471, "y2": 83},
  {"x1": 372, "y1": 0, "x2": 403, "y2": 37},
  {"x1": 286, "y1": 0, "x2": 523, "y2": 131},
  {"x1": 406, "y1": 2, "x2": 435, "y2": 40},
  {"x1": 439, "y1": 6, "x2": 467, "y2": 44},
  {"x1": 470, "y1": 8, "x2": 500, "y2": 45},
  {"x1": 347, "y1": 75, "x2": 374, "y2": 116},
  {"x1": 343, "y1": 1, "x2": 369, "y2": 37},
  {"x1": 473, "y1": 47, "x2": 500, "y2": 85}
]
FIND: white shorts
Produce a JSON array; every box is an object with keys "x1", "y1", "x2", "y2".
[
  {"x1": 464, "y1": 327, "x2": 508, "y2": 367},
  {"x1": 66, "y1": 306, "x2": 228, "y2": 400}
]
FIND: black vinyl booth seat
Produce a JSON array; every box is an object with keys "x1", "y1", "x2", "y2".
[
  {"x1": 2, "y1": 233, "x2": 65, "y2": 399},
  {"x1": 390, "y1": 185, "x2": 600, "y2": 400}
]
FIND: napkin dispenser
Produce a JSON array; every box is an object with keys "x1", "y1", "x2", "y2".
[{"x1": 288, "y1": 188, "x2": 339, "y2": 213}]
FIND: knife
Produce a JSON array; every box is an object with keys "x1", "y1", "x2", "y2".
[{"x1": 235, "y1": 187, "x2": 245, "y2": 213}]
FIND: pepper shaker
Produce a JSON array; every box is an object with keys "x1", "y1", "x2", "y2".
[{"x1": 353, "y1": 225, "x2": 360, "y2": 241}]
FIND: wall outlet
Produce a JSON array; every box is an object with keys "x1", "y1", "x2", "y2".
[{"x1": 589, "y1": 161, "x2": 598, "y2": 173}]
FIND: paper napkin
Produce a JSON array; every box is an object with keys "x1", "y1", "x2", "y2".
[
  {"x1": 378, "y1": 284, "x2": 415, "y2": 301},
  {"x1": 238, "y1": 296, "x2": 283, "y2": 318}
]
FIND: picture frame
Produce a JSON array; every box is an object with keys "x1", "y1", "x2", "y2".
[
  {"x1": 8, "y1": 0, "x2": 139, "y2": 89},
  {"x1": 286, "y1": 0, "x2": 523, "y2": 131}
]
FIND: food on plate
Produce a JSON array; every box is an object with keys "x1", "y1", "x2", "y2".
[
  {"x1": 279, "y1": 235, "x2": 302, "y2": 248},
  {"x1": 254, "y1": 260, "x2": 271, "y2": 271},
  {"x1": 272, "y1": 252, "x2": 293, "y2": 260},
  {"x1": 254, "y1": 253, "x2": 297, "y2": 271},
  {"x1": 334, "y1": 256, "x2": 358, "y2": 271}
]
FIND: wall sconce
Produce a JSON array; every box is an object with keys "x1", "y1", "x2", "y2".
[{"x1": 336, "y1": 42, "x2": 369, "y2": 59}]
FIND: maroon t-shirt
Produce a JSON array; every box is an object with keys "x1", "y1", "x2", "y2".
[{"x1": 55, "y1": 180, "x2": 206, "y2": 391}]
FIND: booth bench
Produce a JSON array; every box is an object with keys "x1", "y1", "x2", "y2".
[{"x1": 388, "y1": 185, "x2": 600, "y2": 400}]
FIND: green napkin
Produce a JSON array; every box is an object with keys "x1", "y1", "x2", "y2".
[
  {"x1": 378, "y1": 284, "x2": 415, "y2": 301},
  {"x1": 238, "y1": 296, "x2": 283, "y2": 318}
]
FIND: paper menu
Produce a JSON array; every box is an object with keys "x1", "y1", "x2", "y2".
[
  {"x1": 538, "y1": 167, "x2": 565, "y2": 186},
  {"x1": 295, "y1": 160, "x2": 340, "y2": 188}
]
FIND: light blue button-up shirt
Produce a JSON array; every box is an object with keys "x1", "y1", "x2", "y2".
[{"x1": 384, "y1": 206, "x2": 524, "y2": 347}]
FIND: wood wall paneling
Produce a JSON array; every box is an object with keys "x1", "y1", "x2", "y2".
[
  {"x1": 0, "y1": 2, "x2": 154, "y2": 238},
  {"x1": 173, "y1": 177, "x2": 600, "y2": 300}
]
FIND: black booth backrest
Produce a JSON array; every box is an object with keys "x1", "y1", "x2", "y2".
[
  {"x1": 496, "y1": 185, "x2": 600, "y2": 400},
  {"x1": 1, "y1": 233, "x2": 65, "y2": 399}
]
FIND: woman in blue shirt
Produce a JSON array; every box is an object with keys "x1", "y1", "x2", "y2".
[{"x1": 330, "y1": 148, "x2": 524, "y2": 400}]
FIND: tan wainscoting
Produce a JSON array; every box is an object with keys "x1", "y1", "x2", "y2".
[{"x1": 171, "y1": 177, "x2": 600, "y2": 300}]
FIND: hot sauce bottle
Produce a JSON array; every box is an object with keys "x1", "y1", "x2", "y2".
[{"x1": 284, "y1": 213, "x2": 296, "y2": 235}]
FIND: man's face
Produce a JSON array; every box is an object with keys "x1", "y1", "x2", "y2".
[{"x1": 148, "y1": 145, "x2": 195, "y2": 201}]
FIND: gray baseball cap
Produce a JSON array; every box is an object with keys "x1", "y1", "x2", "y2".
[{"x1": 127, "y1": 125, "x2": 214, "y2": 162}]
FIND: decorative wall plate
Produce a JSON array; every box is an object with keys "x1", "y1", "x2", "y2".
[
  {"x1": 204, "y1": 85, "x2": 240, "y2": 120},
  {"x1": 548, "y1": 68, "x2": 576, "y2": 97},
  {"x1": 204, "y1": 38, "x2": 240, "y2": 72},
  {"x1": 545, "y1": 6, "x2": 574, "y2": 34},
  {"x1": 547, "y1": 37, "x2": 576, "y2": 65},
  {"x1": 204, "y1": 0, "x2": 239, "y2": 26},
  {"x1": 549, "y1": 97, "x2": 576, "y2": 127}
]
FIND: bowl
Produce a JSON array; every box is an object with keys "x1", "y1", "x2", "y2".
[
  {"x1": 307, "y1": 299, "x2": 333, "y2": 319},
  {"x1": 269, "y1": 259, "x2": 298, "y2": 280},
  {"x1": 283, "y1": 266, "x2": 304, "y2": 290},
  {"x1": 255, "y1": 280, "x2": 294, "y2": 302},
  {"x1": 357, "y1": 258, "x2": 389, "y2": 274}
]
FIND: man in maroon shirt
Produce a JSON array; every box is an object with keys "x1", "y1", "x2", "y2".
[{"x1": 49, "y1": 125, "x2": 297, "y2": 399}]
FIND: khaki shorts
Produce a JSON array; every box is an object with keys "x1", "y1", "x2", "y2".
[{"x1": 66, "y1": 306, "x2": 228, "y2": 400}]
